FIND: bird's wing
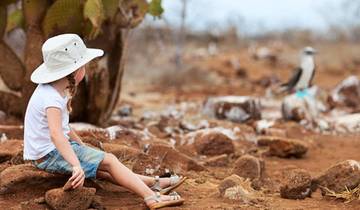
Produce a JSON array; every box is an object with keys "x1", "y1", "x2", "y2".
[
  {"x1": 309, "y1": 64, "x2": 316, "y2": 87},
  {"x1": 281, "y1": 67, "x2": 302, "y2": 91}
]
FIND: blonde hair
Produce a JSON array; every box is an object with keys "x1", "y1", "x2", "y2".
[{"x1": 66, "y1": 73, "x2": 77, "y2": 113}]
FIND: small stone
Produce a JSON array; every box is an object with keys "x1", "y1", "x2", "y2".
[
  {"x1": 314, "y1": 160, "x2": 360, "y2": 194},
  {"x1": 257, "y1": 136, "x2": 308, "y2": 158},
  {"x1": 219, "y1": 174, "x2": 260, "y2": 204},
  {"x1": 117, "y1": 105, "x2": 132, "y2": 117},
  {"x1": 232, "y1": 155, "x2": 264, "y2": 180},
  {"x1": 218, "y1": 174, "x2": 244, "y2": 196},
  {"x1": 194, "y1": 131, "x2": 235, "y2": 156},
  {"x1": 45, "y1": 187, "x2": 96, "y2": 210},
  {"x1": 280, "y1": 168, "x2": 312, "y2": 199}
]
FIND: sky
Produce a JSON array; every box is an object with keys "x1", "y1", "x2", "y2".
[{"x1": 147, "y1": 0, "x2": 349, "y2": 35}]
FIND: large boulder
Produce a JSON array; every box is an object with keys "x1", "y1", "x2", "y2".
[
  {"x1": 102, "y1": 143, "x2": 142, "y2": 162},
  {"x1": 194, "y1": 131, "x2": 235, "y2": 156},
  {"x1": 314, "y1": 160, "x2": 360, "y2": 195},
  {"x1": 203, "y1": 96, "x2": 261, "y2": 123},
  {"x1": 257, "y1": 136, "x2": 308, "y2": 158},
  {"x1": 280, "y1": 168, "x2": 312, "y2": 199},
  {"x1": 0, "y1": 140, "x2": 23, "y2": 163},
  {"x1": 0, "y1": 164, "x2": 66, "y2": 194},
  {"x1": 45, "y1": 187, "x2": 96, "y2": 210},
  {"x1": 232, "y1": 155, "x2": 264, "y2": 180}
]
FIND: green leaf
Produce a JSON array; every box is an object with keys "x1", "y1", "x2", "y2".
[
  {"x1": 102, "y1": 0, "x2": 118, "y2": 20},
  {"x1": 148, "y1": 0, "x2": 163, "y2": 18},
  {"x1": 42, "y1": 0, "x2": 83, "y2": 37},
  {"x1": 84, "y1": 0, "x2": 104, "y2": 27},
  {"x1": 0, "y1": 6, "x2": 6, "y2": 37},
  {"x1": 6, "y1": 9, "x2": 23, "y2": 32}
]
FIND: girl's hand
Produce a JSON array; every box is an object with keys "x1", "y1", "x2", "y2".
[{"x1": 69, "y1": 165, "x2": 85, "y2": 189}]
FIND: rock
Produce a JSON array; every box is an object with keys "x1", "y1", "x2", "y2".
[
  {"x1": 105, "y1": 126, "x2": 146, "y2": 147},
  {"x1": 0, "y1": 140, "x2": 23, "y2": 163},
  {"x1": 0, "y1": 164, "x2": 66, "y2": 194},
  {"x1": 257, "y1": 136, "x2": 308, "y2": 158},
  {"x1": 218, "y1": 174, "x2": 246, "y2": 196},
  {"x1": 147, "y1": 144, "x2": 206, "y2": 174},
  {"x1": 314, "y1": 160, "x2": 360, "y2": 194},
  {"x1": 102, "y1": 143, "x2": 142, "y2": 162},
  {"x1": 69, "y1": 122, "x2": 101, "y2": 131},
  {"x1": 117, "y1": 104, "x2": 133, "y2": 117},
  {"x1": 194, "y1": 131, "x2": 235, "y2": 156},
  {"x1": 280, "y1": 168, "x2": 312, "y2": 199},
  {"x1": 255, "y1": 120, "x2": 275, "y2": 134},
  {"x1": 16, "y1": 197, "x2": 48, "y2": 210},
  {"x1": 10, "y1": 151, "x2": 24, "y2": 165},
  {"x1": 203, "y1": 154, "x2": 229, "y2": 167},
  {"x1": 329, "y1": 75, "x2": 360, "y2": 109},
  {"x1": 218, "y1": 175, "x2": 261, "y2": 204},
  {"x1": 0, "y1": 161, "x2": 11, "y2": 173},
  {"x1": 263, "y1": 128, "x2": 287, "y2": 137},
  {"x1": 203, "y1": 96, "x2": 261, "y2": 123},
  {"x1": 45, "y1": 187, "x2": 96, "y2": 210},
  {"x1": 330, "y1": 113, "x2": 360, "y2": 133},
  {"x1": 133, "y1": 143, "x2": 205, "y2": 176},
  {"x1": 63, "y1": 178, "x2": 73, "y2": 191},
  {"x1": 232, "y1": 155, "x2": 264, "y2": 180},
  {"x1": 89, "y1": 195, "x2": 106, "y2": 210}
]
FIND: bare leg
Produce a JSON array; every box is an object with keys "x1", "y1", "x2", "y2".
[
  {"x1": 98, "y1": 153, "x2": 153, "y2": 198},
  {"x1": 97, "y1": 169, "x2": 171, "y2": 188}
]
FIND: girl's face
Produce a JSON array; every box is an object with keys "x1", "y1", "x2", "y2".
[{"x1": 74, "y1": 66, "x2": 86, "y2": 85}]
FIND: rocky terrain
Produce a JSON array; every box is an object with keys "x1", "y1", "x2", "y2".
[{"x1": 1, "y1": 43, "x2": 360, "y2": 209}]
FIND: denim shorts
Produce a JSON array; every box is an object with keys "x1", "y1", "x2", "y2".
[{"x1": 32, "y1": 140, "x2": 105, "y2": 178}]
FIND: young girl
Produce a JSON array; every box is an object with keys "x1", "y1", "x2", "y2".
[{"x1": 23, "y1": 33, "x2": 186, "y2": 209}]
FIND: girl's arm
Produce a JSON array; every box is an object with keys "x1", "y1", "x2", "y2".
[
  {"x1": 46, "y1": 107, "x2": 85, "y2": 189},
  {"x1": 47, "y1": 107, "x2": 80, "y2": 166},
  {"x1": 68, "y1": 127, "x2": 84, "y2": 145}
]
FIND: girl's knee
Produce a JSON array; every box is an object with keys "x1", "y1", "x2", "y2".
[{"x1": 101, "y1": 153, "x2": 117, "y2": 167}]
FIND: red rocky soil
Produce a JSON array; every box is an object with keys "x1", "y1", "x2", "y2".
[{"x1": 1, "y1": 47, "x2": 360, "y2": 209}]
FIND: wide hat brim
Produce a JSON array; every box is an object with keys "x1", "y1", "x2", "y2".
[{"x1": 31, "y1": 48, "x2": 104, "y2": 84}]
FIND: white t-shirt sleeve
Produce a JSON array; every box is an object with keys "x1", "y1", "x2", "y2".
[{"x1": 43, "y1": 94, "x2": 64, "y2": 110}]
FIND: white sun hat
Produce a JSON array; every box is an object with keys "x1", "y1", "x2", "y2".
[{"x1": 31, "y1": 33, "x2": 104, "y2": 84}]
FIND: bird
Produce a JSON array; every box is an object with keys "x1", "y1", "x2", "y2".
[{"x1": 280, "y1": 46, "x2": 317, "y2": 93}]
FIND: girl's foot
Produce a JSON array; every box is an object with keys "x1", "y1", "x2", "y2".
[
  {"x1": 150, "y1": 175, "x2": 187, "y2": 195},
  {"x1": 144, "y1": 192, "x2": 184, "y2": 210}
]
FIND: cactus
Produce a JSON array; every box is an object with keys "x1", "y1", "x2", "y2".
[{"x1": 0, "y1": 0, "x2": 164, "y2": 125}]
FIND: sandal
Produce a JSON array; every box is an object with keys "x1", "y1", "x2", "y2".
[
  {"x1": 150, "y1": 175, "x2": 187, "y2": 195},
  {"x1": 145, "y1": 191, "x2": 184, "y2": 210}
]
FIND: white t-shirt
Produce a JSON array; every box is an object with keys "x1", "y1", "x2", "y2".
[{"x1": 23, "y1": 84, "x2": 70, "y2": 160}]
